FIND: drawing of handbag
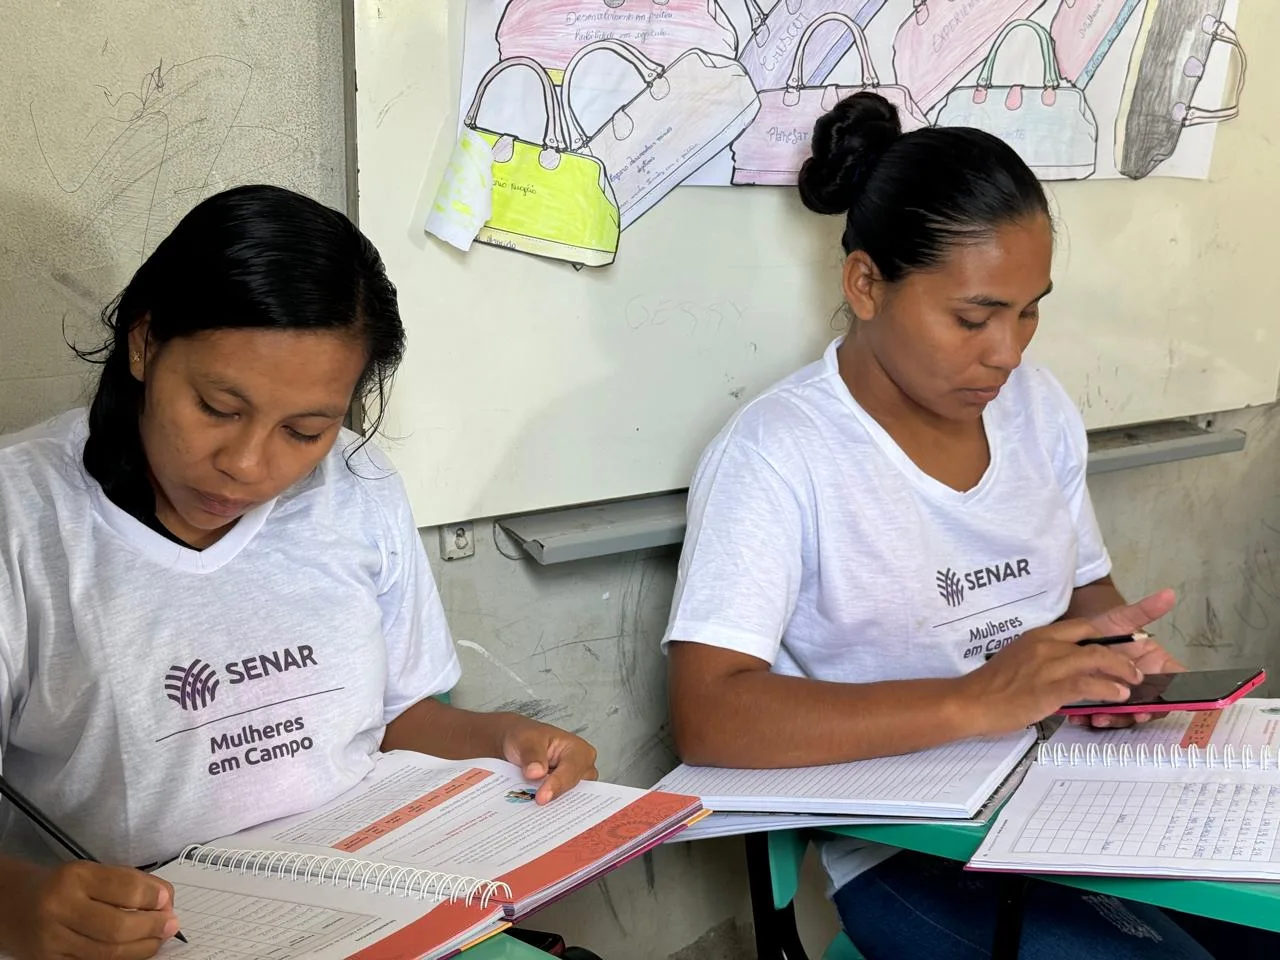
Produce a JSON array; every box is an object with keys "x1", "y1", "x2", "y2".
[
  {"x1": 730, "y1": 12, "x2": 928, "y2": 185},
  {"x1": 1050, "y1": 0, "x2": 1145, "y2": 87},
  {"x1": 464, "y1": 57, "x2": 621, "y2": 267},
  {"x1": 736, "y1": 0, "x2": 887, "y2": 92},
  {"x1": 1115, "y1": 0, "x2": 1246, "y2": 180},
  {"x1": 892, "y1": 0, "x2": 1047, "y2": 115},
  {"x1": 495, "y1": 0, "x2": 738, "y2": 82},
  {"x1": 933, "y1": 19, "x2": 1098, "y2": 180},
  {"x1": 561, "y1": 39, "x2": 760, "y2": 227}
]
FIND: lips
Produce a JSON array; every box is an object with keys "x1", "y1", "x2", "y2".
[
  {"x1": 193, "y1": 489, "x2": 255, "y2": 518},
  {"x1": 963, "y1": 384, "x2": 1005, "y2": 403}
]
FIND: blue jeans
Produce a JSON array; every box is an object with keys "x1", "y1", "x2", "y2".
[{"x1": 833, "y1": 850, "x2": 1233, "y2": 960}]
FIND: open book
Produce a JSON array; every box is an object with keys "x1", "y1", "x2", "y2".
[
  {"x1": 155, "y1": 751, "x2": 702, "y2": 959},
  {"x1": 653, "y1": 728, "x2": 1036, "y2": 823},
  {"x1": 970, "y1": 699, "x2": 1280, "y2": 881}
]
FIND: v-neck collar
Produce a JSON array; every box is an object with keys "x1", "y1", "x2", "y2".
[{"x1": 822, "y1": 338, "x2": 1002, "y2": 506}]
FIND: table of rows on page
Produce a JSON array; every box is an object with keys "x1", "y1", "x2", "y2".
[
  {"x1": 1013, "y1": 779, "x2": 1280, "y2": 862},
  {"x1": 171, "y1": 884, "x2": 372, "y2": 959}
]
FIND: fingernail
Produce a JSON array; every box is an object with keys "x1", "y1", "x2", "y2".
[
  {"x1": 156, "y1": 888, "x2": 170, "y2": 909},
  {"x1": 163, "y1": 918, "x2": 180, "y2": 939}
]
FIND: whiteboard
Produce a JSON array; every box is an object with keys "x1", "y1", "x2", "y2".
[{"x1": 355, "y1": 1, "x2": 1280, "y2": 528}]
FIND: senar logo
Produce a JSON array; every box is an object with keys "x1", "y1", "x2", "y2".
[{"x1": 165, "y1": 660, "x2": 220, "y2": 712}]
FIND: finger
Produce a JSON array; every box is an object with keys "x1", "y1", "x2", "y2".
[
  {"x1": 1074, "y1": 646, "x2": 1144, "y2": 684},
  {"x1": 1086, "y1": 589, "x2": 1177, "y2": 637},
  {"x1": 535, "y1": 746, "x2": 598, "y2": 804},
  {"x1": 1068, "y1": 715, "x2": 1088, "y2": 726},
  {"x1": 60, "y1": 897, "x2": 177, "y2": 944},
  {"x1": 1062, "y1": 676, "x2": 1132, "y2": 706},
  {"x1": 1090, "y1": 713, "x2": 1138, "y2": 728},
  {"x1": 505, "y1": 729, "x2": 550, "y2": 780},
  {"x1": 77, "y1": 865, "x2": 173, "y2": 911}
]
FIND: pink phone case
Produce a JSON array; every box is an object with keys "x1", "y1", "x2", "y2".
[{"x1": 1057, "y1": 669, "x2": 1266, "y2": 716}]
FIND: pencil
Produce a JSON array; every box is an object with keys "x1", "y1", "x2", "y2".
[
  {"x1": 0, "y1": 774, "x2": 187, "y2": 943},
  {"x1": 1077, "y1": 630, "x2": 1151, "y2": 647}
]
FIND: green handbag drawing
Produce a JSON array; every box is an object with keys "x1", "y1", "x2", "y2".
[{"x1": 464, "y1": 56, "x2": 620, "y2": 267}]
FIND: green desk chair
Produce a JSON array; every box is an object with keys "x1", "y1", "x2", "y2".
[
  {"x1": 746, "y1": 832, "x2": 863, "y2": 960},
  {"x1": 754, "y1": 819, "x2": 1280, "y2": 960}
]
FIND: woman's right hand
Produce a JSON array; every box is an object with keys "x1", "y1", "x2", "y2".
[
  {"x1": 956, "y1": 590, "x2": 1176, "y2": 737},
  {"x1": 0, "y1": 859, "x2": 180, "y2": 960}
]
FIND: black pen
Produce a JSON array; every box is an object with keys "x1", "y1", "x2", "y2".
[
  {"x1": 1078, "y1": 630, "x2": 1151, "y2": 647},
  {"x1": 0, "y1": 774, "x2": 187, "y2": 944}
]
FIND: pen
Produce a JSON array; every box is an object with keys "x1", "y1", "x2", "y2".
[
  {"x1": 1077, "y1": 630, "x2": 1151, "y2": 647},
  {"x1": 0, "y1": 774, "x2": 187, "y2": 944}
]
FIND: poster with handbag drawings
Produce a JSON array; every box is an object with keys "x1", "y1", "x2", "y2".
[{"x1": 439, "y1": 0, "x2": 1244, "y2": 265}]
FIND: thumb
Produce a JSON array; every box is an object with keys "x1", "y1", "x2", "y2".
[
  {"x1": 513, "y1": 735, "x2": 549, "y2": 781},
  {"x1": 1087, "y1": 588, "x2": 1176, "y2": 637}
]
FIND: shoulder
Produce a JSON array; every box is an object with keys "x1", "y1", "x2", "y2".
[
  {"x1": 998, "y1": 363, "x2": 1087, "y2": 465},
  {"x1": 289, "y1": 430, "x2": 416, "y2": 540},
  {"x1": 698, "y1": 350, "x2": 850, "y2": 480},
  {"x1": 0, "y1": 409, "x2": 90, "y2": 501}
]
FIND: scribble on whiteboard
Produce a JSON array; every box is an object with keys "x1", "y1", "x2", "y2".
[
  {"x1": 562, "y1": 39, "x2": 759, "y2": 227},
  {"x1": 1051, "y1": 0, "x2": 1144, "y2": 88},
  {"x1": 1115, "y1": 0, "x2": 1247, "y2": 180},
  {"x1": 737, "y1": 0, "x2": 887, "y2": 93},
  {"x1": 30, "y1": 56, "x2": 298, "y2": 271},
  {"x1": 891, "y1": 0, "x2": 1046, "y2": 115},
  {"x1": 933, "y1": 19, "x2": 1097, "y2": 181}
]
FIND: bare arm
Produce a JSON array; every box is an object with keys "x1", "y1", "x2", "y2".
[
  {"x1": 668, "y1": 643, "x2": 981, "y2": 767},
  {"x1": 1064, "y1": 575, "x2": 1127, "y2": 620},
  {"x1": 668, "y1": 590, "x2": 1176, "y2": 769}
]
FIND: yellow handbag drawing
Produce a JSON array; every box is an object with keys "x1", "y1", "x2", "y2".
[{"x1": 464, "y1": 56, "x2": 620, "y2": 267}]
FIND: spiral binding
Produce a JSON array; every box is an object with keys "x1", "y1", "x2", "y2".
[
  {"x1": 177, "y1": 844, "x2": 512, "y2": 908},
  {"x1": 1036, "y1": 741, "x2": 1279, "y2": 771}
]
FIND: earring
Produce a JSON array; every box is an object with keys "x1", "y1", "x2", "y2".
[{"x1": 130, "y1": 351, "x2": 141, "y2": 364}]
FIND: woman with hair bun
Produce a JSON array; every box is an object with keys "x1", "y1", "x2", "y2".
[{"x1": 664, "y1": 93, "x2": 1257, "y2": 957}]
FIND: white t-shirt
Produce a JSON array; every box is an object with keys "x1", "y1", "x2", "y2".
[
  {"x1": 663, "y1": 339, "x2": 1110, "y2": 890},
  {"x1": 0, "y1": 410, "x2": 461, "y2": 868}
]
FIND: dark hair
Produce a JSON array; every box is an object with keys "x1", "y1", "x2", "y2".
[
  {"x1": 797, "y1": 92, "x2": 1050, "y2": 282},
  {"x1": 76, "y1": 184, "x2": 405, "y2": 517}
]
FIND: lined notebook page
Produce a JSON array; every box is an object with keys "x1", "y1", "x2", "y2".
[
  {"x1": 971, "y1": 763, "x2": 1280, "y2": 880},
  {"x1": 656, "y1": 729, "x2": 1035, "y2": 817}
]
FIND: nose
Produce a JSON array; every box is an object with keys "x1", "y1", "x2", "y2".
[
  {"x1": 984, "y1": 317, "x2": 1024, "y2": 372},
  {"x1": 213, "y1": 424, "x2": 270, "y2": 486}
]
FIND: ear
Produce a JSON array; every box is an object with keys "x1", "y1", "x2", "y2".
[
  {"x1": 126, "y1": 314, "x2": 152, "y2": 382},
  {"x1": 842, "y1": 252, "x2": 884, "y2": 324}
]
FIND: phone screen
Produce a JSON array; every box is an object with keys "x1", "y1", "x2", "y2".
[{"x1": 1065, "y1": 667, "x2": 1264, "y2": 708}]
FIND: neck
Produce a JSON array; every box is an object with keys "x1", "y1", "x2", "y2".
[{"x1": 836, "y1": 333, "x2": 972, "y2": 440}]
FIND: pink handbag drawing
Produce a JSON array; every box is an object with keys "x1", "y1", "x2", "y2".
[
  {"x1": 495, "y1": 0, "x2": 739, "y2": 81},
  {"x1": 561, "y1": 39, "x2": 760, "y2": 227},
  {"x1": 892, "y1": 0, "x2": 1047, "y2": 115},
  {"x1": 737, "y1": 0, "x2": 888, "y2": 92},
  {"x1": 1051, "y1": 0, "x2": 1145, "y2": 87},
  {"x1": 730, "y1": 12, "x2": 928, "y2": 185}
]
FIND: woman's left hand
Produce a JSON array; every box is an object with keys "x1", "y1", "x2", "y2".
[
  {"x1": 1070, "y1": 632, "x2": 1186, "y2": 729},
  {"x1": 499, "y1": 716, "x2": 599, "y2": 803}
]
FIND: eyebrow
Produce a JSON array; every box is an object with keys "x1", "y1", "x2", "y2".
[
  {"x1": 954, "y1": 282, "x2": 1054, "y2": 310},
  {"x1": 205, "y1": 379, "x2": 346, "y2": 421}
]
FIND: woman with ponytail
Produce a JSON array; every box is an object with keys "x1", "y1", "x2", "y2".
[{"x1": 663, "y1": 93, "x2": 1256, "y2": 957}]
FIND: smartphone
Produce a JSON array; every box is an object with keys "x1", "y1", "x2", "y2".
[{"x1": 1058, "y1": 667, "x2": 1266, "y2": 715}]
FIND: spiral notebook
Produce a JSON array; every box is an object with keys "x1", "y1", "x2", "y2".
[
  {"x1": 654, "y1": 729, "x2": 1036, "y2": 819},
  {"x1": 153, "y1": 751, "x2": 702, "y2": 959},
  {"x1": 970, "y1": 699, "x2": 1280, "y2": 881}
]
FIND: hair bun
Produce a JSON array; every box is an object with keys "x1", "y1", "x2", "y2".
[{"x1": 798, "y1": 92, "x2": 903, "y2": 216}]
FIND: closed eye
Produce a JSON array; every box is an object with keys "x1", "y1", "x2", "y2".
[
  {"x1": 285, "y1": 426, "x2": 324, "y2": 444},
  {"x1": 198, "y1": 396, "x2": 235, "y2": 419},
  {"x1": 956, "y1": 316, "x2": 987, "y2": 331}
]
